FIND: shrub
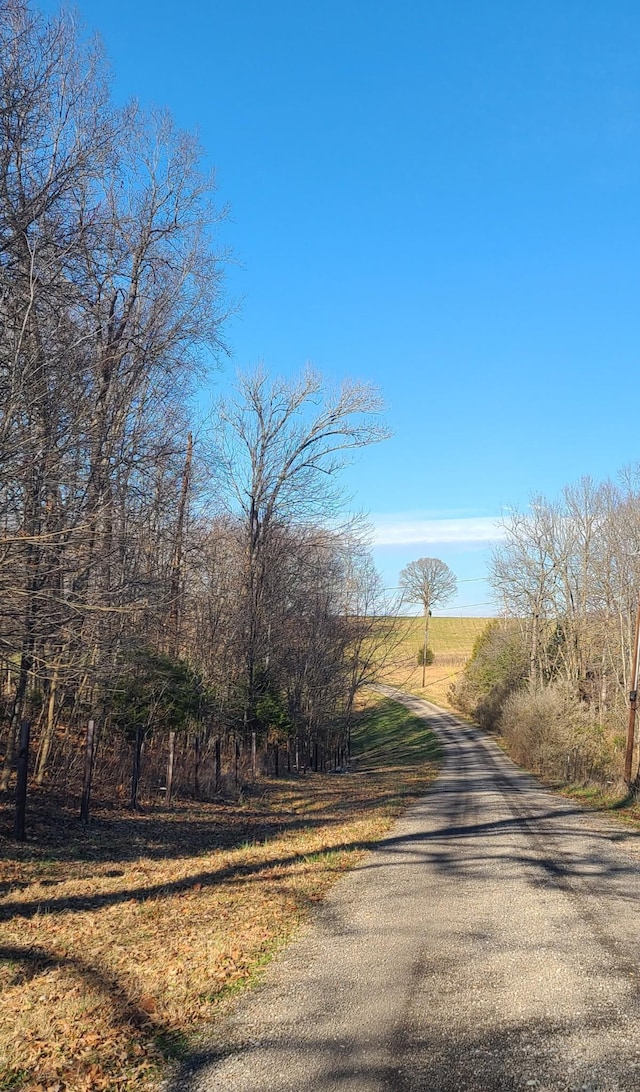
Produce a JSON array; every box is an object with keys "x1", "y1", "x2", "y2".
[
  {"x1": 449, "y1": 619, "x2": 528, "y2": 728},
  {"x1": 416, "y1": 646, "x2": 434, "y2": 666},
  {"x1": 500, "y1": 683, "x2": 622, "y2": 784}
]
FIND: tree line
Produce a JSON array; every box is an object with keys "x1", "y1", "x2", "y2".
[
  {"x1": 453, "y1": 471, "x2": 640, "y2": 786},
  {"x1": 0, "y1": 1, "x2": 389, "y2": 821}
]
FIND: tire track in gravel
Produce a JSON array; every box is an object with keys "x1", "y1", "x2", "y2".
[
  {"x1": 380, "y1": 688, "x2": 640, "y2": 1092},
  {"x1": 475, "y1": 726, "x2": 640, "y2": 982},
  {"x1": 398, "y1": 689, "x2": 640, "y2": 975}
]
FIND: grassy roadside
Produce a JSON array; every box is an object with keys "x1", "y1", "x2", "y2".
[
  {"x1": 548, "y1": 780, "x2": 640, "y2": 831},
  {"x1": 0, "y1": 696, "x2": 441, "y2": 1092},
  {"x1": 472, "y1": 716, "x2": 640, "y2": 832}
]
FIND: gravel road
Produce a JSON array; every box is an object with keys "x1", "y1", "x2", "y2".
[{"x1": 172, "y1": 688, "x2": 640, "y2": 1091}]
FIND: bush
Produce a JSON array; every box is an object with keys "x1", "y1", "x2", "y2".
[
  {"x1": 500, "y1": 683, "x2": 622, "y2": 784},
  {"x1": 416, "y1": 646, "x2": 434, "y2": 666},
  {"x1": 449, "y1": 618, "x2": 624, "y2": 786},
  {"x1": 112, "y1": 646, "x2": 205, "y2": 739},
  {"x1": 449, "y1": 619, "x2": 528, "y2": 728},
  {"x1": 500, "y1": 685, "x2": 571, "y2": 773}
]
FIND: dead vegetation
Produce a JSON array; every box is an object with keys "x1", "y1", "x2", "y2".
[
  {"x1": 0, "y1": 697, "x2": 441, "y2": 1092},
  {"x1": 376, "y1": 616, "x2": 490, "y2": 706}
]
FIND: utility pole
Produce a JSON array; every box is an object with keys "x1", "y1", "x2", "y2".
[
  {"x1": 624, "y1": 599, "x2": 640, "y2": 787},
  {"x1": 422, "y1": 608, "x2": 431, "y2": 688}
]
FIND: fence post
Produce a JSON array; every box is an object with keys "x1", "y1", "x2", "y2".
[
  {"x1": 215, "y1": 737, "x2": 221, "y2": 792},
  {"x1": 14, "y1": 719, "x2": 31, "y2": 842},
  {"x1": 80, "y1": 719, "x2": 95, "y2": 825}
]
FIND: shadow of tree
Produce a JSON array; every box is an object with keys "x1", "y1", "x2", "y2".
[
  {"x1": 0, "y1": 762, "x2": 438, "y2": 871},
  {"x1": 164, "y1": 1007, "x2": 640, "y2": 1091},
  {"x1": 2, "y1": 790, "x2": 639, "y2": 923},
  {"x1": 0, "y1": 941, "x2": 189, "y2": 1072}
]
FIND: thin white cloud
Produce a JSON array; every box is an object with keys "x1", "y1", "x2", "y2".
[{"x1": 371, "y1": 515, "x2": 505, "y2": 546}]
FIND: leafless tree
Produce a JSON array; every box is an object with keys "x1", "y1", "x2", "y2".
[
  {"x1": 485, "y1": 470, "x2": 640, "y2": 783},
  {"x1": 0, "y1": 3, "x2": 392, "y2": 811},
  {"x1": 215, "y1": 366, "x2": 389, "y2": 737},
  {"x1": 0, "y1": 1, "x2": 227, "y2": 794},
  {"x1": 399, "y1": 557, "x2": 457, "y2": 686}
]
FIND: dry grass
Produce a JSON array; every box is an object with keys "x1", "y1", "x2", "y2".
[
  {"x1": 0, "y1": 697, "x2": 440, "y2": 1092},
  {"x1": 377, "y1": 616, "x2": 491, "y2": 707},
  {"x1": 546, "y1": 781, "x2": 640, "y2": 832}
]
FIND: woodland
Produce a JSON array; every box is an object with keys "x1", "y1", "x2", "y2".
[
  {"x1": 4, "y1": 0, "x2": 638, "y2": 841},
  {"x1": 0, "y1": 1, "x2": 389, "y2": 825},
  {"x1": 453, "y1": 473, "x2": 640, "y2": 788}
]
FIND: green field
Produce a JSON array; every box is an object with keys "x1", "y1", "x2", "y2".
[
  {"x1": 352, "y1": 694, "x2": 443, "y2": 771},
  {"x1": 375, "y1": 615, "x2": 491, "y2": 707}
]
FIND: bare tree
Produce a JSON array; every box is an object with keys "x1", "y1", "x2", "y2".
[
  {"x1": 0, "y1": 3, "x2": 395, "y2": 810},
  {"x1": 399, "y1": 557, "x2": 457, "y2": 686},
  {"x1": 0, "y1": 0, "x2": 115, "y2": 787},
  {"x1": 490, "y1": 500, "x2": 567, "y2": 687},
  {"x1": 215, "y1": 365, "x2": 389, "y2": 739},
  {"x1": 0, "y1": 1, "x2": 228, "y2": 795},
  {"x1": 484, "y1": 470, "x2": 640, "y2": 785}
]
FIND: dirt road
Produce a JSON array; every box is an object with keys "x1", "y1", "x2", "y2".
[{"x1": 174, "y1": 689, "x2": 640, "y2": 1091}]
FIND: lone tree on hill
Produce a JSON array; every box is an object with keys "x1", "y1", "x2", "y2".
[{"x1": 399, "y1": 557, "x2": 458, "y2": 687}]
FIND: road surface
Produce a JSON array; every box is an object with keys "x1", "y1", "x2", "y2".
[{"x1": 172, "y1": 688, "x2": 640, "y2": 1091}]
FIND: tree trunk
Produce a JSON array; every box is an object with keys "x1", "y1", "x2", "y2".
[
  {"x1": 194, "y1": 734, "x2": 201, "y2": 799},
  {"x1": 167, "y1": 432, "x2": 193, "y2": 658},
  {"x1": 130, "y1": 726, "x2": 144, "y2": 809},
  {"x1": 14, "y1": 720, "x2": 31, "y2": 841},
  {"x1": 530, "y1": 611, "x2": 540, "y2": 688},
  {"x1": 1, "y1": 638, "x2": 34, "y2": 792},
  {"x1": 166, "y1": 730, "x2": 176, "y2": 803},
  {"x1": 215, "y1": 736, "x2": 221, "y2": 792},
  {"x1": 80, "y1": 719, "x2": 96, "y2": 825},
  {"x1": 36, "y1": 666, "x2": 60, "y2": 785}
]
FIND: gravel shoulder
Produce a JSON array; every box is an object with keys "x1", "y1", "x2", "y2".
[{"x1": 168, "y1": 688, "x2": 640, "y2": 1092}]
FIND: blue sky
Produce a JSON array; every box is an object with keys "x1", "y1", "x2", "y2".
[{"x1": 43, "y1": 0, "x2": 640, "y2": 613}]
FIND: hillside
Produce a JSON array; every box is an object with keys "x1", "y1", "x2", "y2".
[{"x1": 375, "y1": 615, "x2": 491, "y2": 707}]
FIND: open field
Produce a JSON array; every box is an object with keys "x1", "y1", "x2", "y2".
[
  {"x1": 0, "y1": 697, "x2": 441, "y2": 1092},
  {"x1": 376, "y1": 615, "x2": 492, "y2": 707}
]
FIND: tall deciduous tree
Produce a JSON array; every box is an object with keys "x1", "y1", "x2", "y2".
[
  {"x1": 216, "y1": 366, "x2": 389, "y2": 735},
  {"x1": 399, "y1": 557, "x2": 457, "y2": 686},
  {"x1": 0, "y1": 2, "x2": 392, "y2": 810},
  {"x1": 0, "y1": 0, "x2": 227, "y2": 791}
]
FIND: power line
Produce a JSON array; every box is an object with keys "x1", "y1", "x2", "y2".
[
  {"x1": 383, "y1": 576, "x2": 489, "y2": 591},
  {"x1": 383, "y1": 599, "x2": 495, "y2": 610}
]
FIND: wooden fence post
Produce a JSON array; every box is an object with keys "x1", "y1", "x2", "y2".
[
  {"x1": 215, "y1": 736, "x2": 221, "y2": 792},
  {"x1": 14, "y1": 719, "x2": 31, "y2": 841},
  {"x1": 80, "y1": 719, "x2": 96, "y2": 825}
]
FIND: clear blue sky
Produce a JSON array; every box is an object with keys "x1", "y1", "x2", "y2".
[{"x1": 43, "y1": 1, "x2": 640, "y2": 613}]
